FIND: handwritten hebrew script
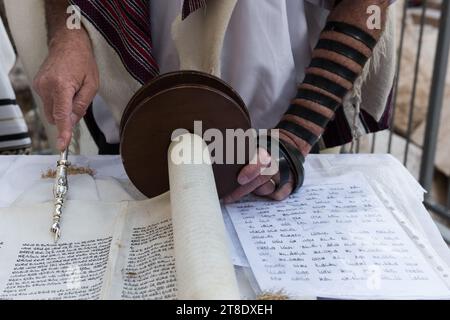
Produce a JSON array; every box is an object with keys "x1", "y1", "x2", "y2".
[{"x1": 227, "y1": 173, "x2": 450, "y2": 299}]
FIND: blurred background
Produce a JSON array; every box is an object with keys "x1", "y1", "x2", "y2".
[{"x1": 1, "y1": 0, "x2": 450, "y2": 241}]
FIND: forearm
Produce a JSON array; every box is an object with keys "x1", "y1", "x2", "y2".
[
  {"x1": 36, "y1": 1, "x2": 99, "y2": 151},
  {"x1": 278, "y1": 0, "x2": 390, "y2": 155},
  {"x1": 45, "y1": 0, "x2": 88, "y2": 46},
  {"x1": 45, "y1": 0, "x2": 71, "y2": 42}
]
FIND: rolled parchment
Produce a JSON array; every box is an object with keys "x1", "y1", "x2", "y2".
[{"x1": 168, "y1": 133, "x2": 240, "y2": 300}]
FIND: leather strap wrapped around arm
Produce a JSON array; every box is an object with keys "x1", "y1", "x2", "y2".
[
  {"x1": 276, "y1": 0, "x2": 389, "y2": 189},
  {"x1": 324, "y1": 21, "x2": 377, "y2": 50}
]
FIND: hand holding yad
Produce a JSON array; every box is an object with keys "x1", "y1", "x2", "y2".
[{"x1": 51, "y1": 149, "x2": 70, "y2": 242}]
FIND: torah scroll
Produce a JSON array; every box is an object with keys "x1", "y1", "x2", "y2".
[
  {"x1": 0, "y1": 134, "x2": 240, "y2": 300},
  {"x1": 168, "y1": 133, "x2": 240, "y2": 299}
]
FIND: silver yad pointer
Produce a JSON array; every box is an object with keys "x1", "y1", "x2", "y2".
[{"x1": 51, "y1": 148, "x2": 70, "y2": 243}]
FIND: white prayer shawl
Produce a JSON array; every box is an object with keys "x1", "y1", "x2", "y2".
[
  {"x1": 0, "y1": 16, "x2": 31, "y2": 154},
  {"x1": 4, "y1": 0, "x2": 396, "y2": 154}
]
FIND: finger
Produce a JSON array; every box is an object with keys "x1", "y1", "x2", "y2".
[
  {"x1": 237, "y1": 148, "x2": 272, "y2": 185},
  {"x1": 52, "y1": 85, "x2": 76, "y2": 151},
  {"x1": 253, "y1": 180, "x2": 277, "y2": 197},
  {"x1": 33, "y1": 75, "x2": 55, "y2": 124},
  {"x1": 253, "y1": 171, "x2": 280, "y2": 197},
  {"x1": 43, "y1": 95, "x2": 56, "y2": 125},
  {"x1": 71, "y1": 78, "x2": 98, "y2": 124},
  {"x1": 223, "y1": 174, "x2": 272, "y2": 204},
  {"x1": 269, "y1": 182, "x2": 294, "y2": 201}
]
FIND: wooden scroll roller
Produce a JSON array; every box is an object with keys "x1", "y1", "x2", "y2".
[{"x1": 120, "y1": 71, "x2": 253, "y2": 199}]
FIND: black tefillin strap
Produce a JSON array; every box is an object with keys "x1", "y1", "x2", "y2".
[
  {"x1": 277, "y1": 153, "x2": 291, "y2": 192},
  {"x1": 277, "y1": 121, "x2": 319, "y2": 147},
  {"x1": 274, "y1": 21, "x2": 375, "y2": 192},
  {"x1": 285, "y1": 105, "x2": 330, "y2": 128},
  {"x1": 259, "y1": 136, "x2": 288, "y2": 190},
  {"x1": 258, "y1": 136, "x2": 305, "y2": 193},
  {"x1": 279, "y1": 139, "x2": 305, "y2": 193},
  {"x1": 282, "y1": 89, "x2": 339, "y2": 141},
  {"x1": 309, "y1": 58, "x2": 358, "y2": 83},
  {"x1": 84, "y1": 104, "x2": 120, "y2": 155},
  {"x1": 276, "y1": 88, "x2": 340, "y2": 192},
  {"x1": 296, "y1": 89, "x2": 341, "y2": 111},
  {"x1": 316, "y1": 39, "x2": 368, "y2": 67},
  {"x1": 303, "y1": 73, "x2": 348, "y2": 98},
  {"x1": 324, "y1": 21, "x2": 377, "y2": 50},
  {"x1": 282, "y1": 22, "x2": 374, "y2": 139}
]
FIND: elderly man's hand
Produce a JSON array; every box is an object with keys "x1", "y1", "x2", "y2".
[{"x1": 33, "y1": 28, "x2": 99, "y2": 151}]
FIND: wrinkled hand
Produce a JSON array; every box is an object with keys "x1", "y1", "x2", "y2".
[
  {"x1": 33, "y1": 29, "x2": 99, "y2": 151},
  {"x1": 223, "y1": 147, "x2": 295, "y2": 204}
]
